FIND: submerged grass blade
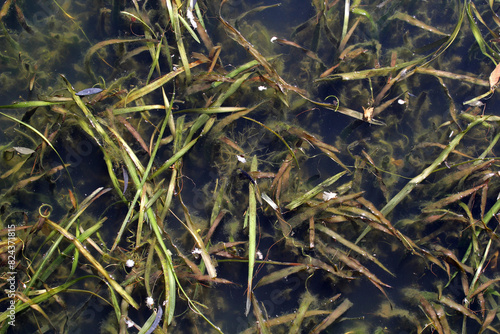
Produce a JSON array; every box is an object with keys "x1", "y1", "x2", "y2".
[
  {"x1": 255, "y1": 265, "x2": 308, "y2": 288},
  {"x1": 0, "y1": 101, "x2": 67, "y2": 108},
  {"x1": 309, "y1": 298, "x2": 353, "y2": 334},
  {"x1": 84, "y1": 38, "x2": 157, "y2": 81},
  {"x1": 381, "y1": 117, "x2": 486, "y2": 216},
  {"x1": 114, "y1": 61, "x2": 202, "y2": 108},
  {"x1": 466, "y1": 2, "x2": 498, "y2": 64},
  {"x1": 316, "y1": 224, "x2": 394, "y2": 276},
  {"x1": 44, "y1": 218, "x2": 139, "y2": 309},
  {"x1": 356, "y1": 117, "x2": 486, "y2": 245},
  {"x1": 153, "y1": 244, "x2": 176, "y2": 325},
  {"x1": 391, "y1": 12, "x2": 449, "y2": 36},
  {"x1": 251, "y1": 293, "x2": 271, "y2": 334},
  {"x1": 179, "y1": 194, "x2": 218, "y2": 279},
  {"x1": 289, "y1": 292, "x2": 315, "y2": 334},
  {"x1": 111, "y1": 99, "x2": 173, "y2": 251},
  {"x1": 39, "y1": 220, "x2": 104, "y2": 282},
  {"x1": 0, "y1": 276, "x2": 95, "y2": 323},
  {"x1": 0, "y1": 111, "x2": 75, "y2": 192},
  {"x1": 165, "y1": 1, "x2": 191, "y2": 82},
  {"x1": 212, "y1": 72, "x2": 252, "y2": 107},
  {"x1": 286, "y1": 171, "x2": 347, "y2": 210},
  {"x1": 245, "y1": 155, "x2": 258, "y2": 316}
]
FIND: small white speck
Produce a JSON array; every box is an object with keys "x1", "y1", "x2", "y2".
[
  {"x1": 192, "y1": 248, "x2": 202, "y2": 255},
  {"x1": 146, "y1": 296, "x2": 154, "y2": 308},
  {"x1": 125, "y1": 319, "x2": 135, "y2": 328},
  {"x1": 256, "y1": 250, "x2": 263, "y2": 260},
  {"x1": 397, "y1": 99, "x2": 405, "y2": 104},
  {"x1": 237, "y1": 154, "x2": 246, "y2": 163},
  {"x1": 322, "y1": 191, "x2": 337, "y2": 201},
  {"x1": 187, "y1": 9, "x2": 197, "y2": 29},
  {"x1": 270, "y1": 36, "x2": 278, "y2": 43},
  {"x1": 126, "y1": 259, "x2": 135, "y2": 268},
  {"x1": 258, "y1": 86, "x2": 267, "y2": 91}
]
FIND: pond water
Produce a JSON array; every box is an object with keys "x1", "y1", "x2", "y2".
[{"x1": 1, "y1": 0, "x2": 500, "y2": 333}]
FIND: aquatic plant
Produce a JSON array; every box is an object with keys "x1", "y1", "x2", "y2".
[{"x1": 0, "y1": 0, "x2": 499, "y2": 333}]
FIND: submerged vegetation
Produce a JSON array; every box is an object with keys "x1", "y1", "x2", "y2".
[{"x1": 1, "y1": 0, "x2": 500, "y2": 332}]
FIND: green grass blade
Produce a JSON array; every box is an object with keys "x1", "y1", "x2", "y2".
[
  {"x1": 111, "y1": 97, "x2": 173, "y2": 251},
  {"x1": 212, "y1": 72, "x2": 252, "y2": 107},
  {"x1": 466, "y1": 2, "x2": 498, "y2": 64},
  {"x1": 0, "y1": 276, "x2": 96, "y2": 323},
  {"x1": 0, "y1": 111, "x2": 75, "y2": 193},
  {"x1": 286, "y1": 171, "x2": 348, "y2": 210},
  {"x1": 245, "y1": 155, "x2": 258, "y2": 316},
  {"x1": 175, "y1": 107, "x2": 248, "y2": 114},
  {"x1": 380, "y1": 117, "x2": 486, "y2": 217},
  {"x1": 0, "y1": 101, "x2": 66, "y2": 108},
  {"x1": 45, "y1": 218, "x2": 139, "y2": 309},
  {"x1": 114, "y1": 61, "x2": 201, "y2": 108},
  {"x1": 39, "y1": 220, "x2": 104, "y2": 282},
  {"x1": 165, "y1": 1, "x2": 191, "y2": 82},
  {"x1": 113, "y1": 104, "x2": 166, "y2": 115}
]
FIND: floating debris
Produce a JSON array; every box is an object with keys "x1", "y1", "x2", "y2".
[{"x1": 75, "y1": 87, "x2": 103, "y2": 96}]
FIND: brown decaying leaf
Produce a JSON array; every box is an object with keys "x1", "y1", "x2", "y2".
[
  {"x1": 271, "y1": 37, "x2": 324, "y2": 65},
  {"x1": 362, "y1": 106, "x2": 374, "y2": 122},
  {"x1": 309, "y1": 257, "x2": 354, "y2": 279},
  {"x1": 479, "y1": 309, "x2": 498, "y2": 334},
  {"x1": 339, "y1": 17, "x2": 361, "y2": 53},
  {"x1": 287, "y1": 192, "x2": 364, "y2": 228},
  {"x1": 204, "y1": 211, "x2": 228, "y2": 245},
  {"x1": 430, "y1": 244, "x2": 473, "y2": 274},
  {"x1": 419, "y1": 297, "x2": 445, "y2": 334},
  {"x1": 251, "y1": 293, "x2": 271, "y2": 334},
  {"x1": 392, "y1": 12, "x2": 449, "y2": 36},
  {"x1": 255, "y1": 264, "x2": 309, "y2": 288},
  {"x1": 287, "y1": 127, "x2": 340, "y2": 153},
  {"x1": 208, "y1": 46, "x2": 222, "y2": 73},
  {"x1": 316, "y1": 241, "x2": 391, "y2": 301},
  {"x1": 423, "y1": 183, "x2": 486, "y2": 211},
  {"x1": 240, "y1": 311, "x2": 331, "y2": 334},
  {"x1": 316, "y1": 224, "x2": 394, "y2": 276},
  {"x1": 271, "y1": 152, "x2": 293, "y2": 196},
  {"x1": 182, "y1": 274, "x2": 237, "y2": 285},
  {"x1": 357, "y1": 197, "x2": 423, "y2": 254},
  {"x1": 207, "y1": 241, "x2": 246, "y2": 254},
  {"x1": 309, "y1": 298, "x2": 353, "y2": 334},
  {"x1": 489, "y1": 61, "x2": 500, "y2": 89},
  {"x1": 309, "y1": 217, "x2": 315, "y2": 249},
  {"x1": 10, "y1": 165, "x2": 67, "y2": 192},
  {"x1": 14, "y1": 4, "x2": 33, "y2": 34},
  {"x1": 68, "y1": 190, "x2": 77, "y2": 209},
  {"x1": 117, "y1": 116, "x2": 150, "y2": 155},
  {"x1": 468, "y1": 276, "x2": 500, "y2": 299},
  {"x1": 438, "y1": 295, "x2": 481, "y2": 323}
]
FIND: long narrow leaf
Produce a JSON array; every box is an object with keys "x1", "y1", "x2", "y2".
[{"x1": 245, "y1": 155, "x2": 258, "y2": 316}]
